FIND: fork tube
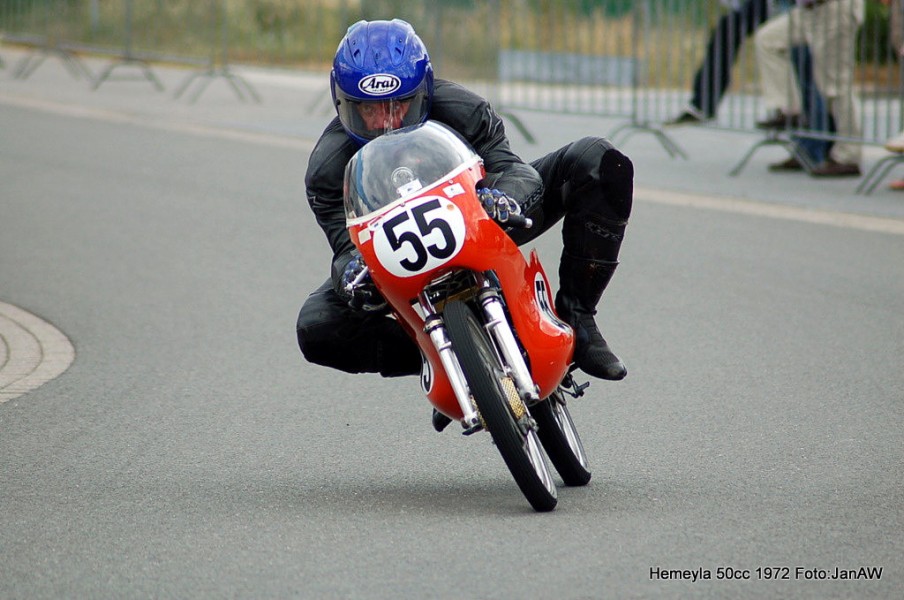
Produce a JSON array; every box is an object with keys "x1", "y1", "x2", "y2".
[
  {"x1": 478, "y1": 289, "x2": 540, "y2": 403},
  {"x1": 422, "y1": 310, "x2": 481, "y2": 429}
]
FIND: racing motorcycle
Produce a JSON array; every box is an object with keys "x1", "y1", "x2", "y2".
[{"x1": 343, "y1": 121, "x2": 591, "y2": 512}]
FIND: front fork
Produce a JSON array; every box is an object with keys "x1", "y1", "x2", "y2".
[
  {"x1": 418, "y1": 273, "x2": 540, "y2": 433},
  {"x1": 423, "y1": 313, "x2": 481, "y2": 431},
  {"x1": 476, "y1": 285, "x2": 541, "y2": 406}
]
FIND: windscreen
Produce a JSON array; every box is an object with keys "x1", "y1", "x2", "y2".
[{"x1": 344, "y1": 121, "x2": 479, "y2": 220}]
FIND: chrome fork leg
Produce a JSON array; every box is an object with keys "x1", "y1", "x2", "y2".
[
  {"x1": 423, "y1": 314, "x2": 481, "y2": 430},
  {"x1": 478, "y1": 289, "x2": 540, "y2": 404}
]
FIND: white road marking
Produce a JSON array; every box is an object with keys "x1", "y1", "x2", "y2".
[
  {"x1": 3, "y1": 90, "x2": 903, "y2": 235},
  {"x1": 635, "y1": 186, "x2": 904, "y2": 236},
  {"x1": 0, "y1": 302, "x2": 75, "y2": 403},
  {"x1": 6, "y1": 90, "x2": 901, "y2": 236},
  {"x1": 0, "y1": 92, "x2": 316, "y2": 151}
]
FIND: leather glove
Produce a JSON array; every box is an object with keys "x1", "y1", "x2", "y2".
[
  {"x1": 335, "y1": 251, "x2": 388, "y2": 313},
  {"x1": 477, "y1": 187, "x2": 521, "y2": 223},
  {"x1": 477, "y1": 187, "x2": 532, "y2": 228}
]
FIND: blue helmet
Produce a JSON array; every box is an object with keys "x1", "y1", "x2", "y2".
[{"x1": 331, "y1": 19, "x2": 434, "y2": 145}]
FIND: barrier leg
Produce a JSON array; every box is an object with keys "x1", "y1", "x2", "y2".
[
  {"x1": 174, "y1": 0, "x2": 261, "y2": 104},
  {"x1": 174, "y1": 65, "x2": 260, "y2": 104},
  {"x1": 729, "y1": 131, "x2": 791, "y2": 176},
  {"x1": 92, "y1": 1, "x2": 163, "y2": 92},
  {"x1": 307, "y1": 91, "x2": 335, "y2": 116},
  {"x1": 12, "y1": 45, "x2": 90, "y2": 82},
  {"x1": 609, "y1": 122, "x2": 688, "y2": 159},
  {"x1": 499, "y1": 110, "x2": 536, "y2": 145},
  {"x1": 855, "y1": 155, "x2": 904, "y2": 195},
  {"x1": 13, "y1": 53, "x2": 44, "y2": 79},
  {"x1": 92, "y1": 57, "x2": 164, "y2": 91}
]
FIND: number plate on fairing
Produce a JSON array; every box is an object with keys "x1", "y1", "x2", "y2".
[{"x1": 372, "y1": 196, "x2": 466, "y2": 277}]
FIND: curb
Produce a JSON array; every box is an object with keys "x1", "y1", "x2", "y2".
[{"x1": 0, "y1": 301, "x2": 75, "y2": 403}]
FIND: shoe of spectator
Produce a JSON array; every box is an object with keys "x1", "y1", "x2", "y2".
[
  {"x1": 810, "y1": 158, "x2": 861, "y2": 177},
  {"x1": 768, "y1": 157, "x2": 804, "y2": 171},
  {"x1": 756, "y1": 111, "x2": 803, "y2": 130},
  {"x1": 885, "y1": 132, "x2": 904, "y2": 153},
  {"x1": 665, "y1": 106, "x2": 711, "y2": 127}
]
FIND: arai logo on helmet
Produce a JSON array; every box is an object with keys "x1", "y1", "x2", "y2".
[{"x1": 358, "y1": 74, "x2": 402, "y2": 96}]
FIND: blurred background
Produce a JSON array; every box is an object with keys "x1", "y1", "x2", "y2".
[{"x1": 1, "y1": 1, "x2": 901, "y2": 143}]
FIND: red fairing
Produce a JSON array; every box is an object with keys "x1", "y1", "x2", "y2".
[{"x1": 347, "y1": 161, "x2": 572, "y2": 420}]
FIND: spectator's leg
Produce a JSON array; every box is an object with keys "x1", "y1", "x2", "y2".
[
  {"x1": 790, "y1": 45, "x2": 835, "y2": 165},
  {"x1": 755, "y1": 10, "x2": 803, "y2": 116},
  {"x1": 692, "y1": 0, "x2": 770, "y2": 117},
  {"x1": 803, "y1": 0, "x2": 863, "y2": 167}
]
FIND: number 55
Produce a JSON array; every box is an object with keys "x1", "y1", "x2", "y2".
[{"x1": 379, "y1": 198, "x2": 461, "y2": 273}]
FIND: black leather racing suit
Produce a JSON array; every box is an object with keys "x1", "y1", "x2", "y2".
[{"x1": 297, "y1": 78, "x2": 633, "y2": 377}]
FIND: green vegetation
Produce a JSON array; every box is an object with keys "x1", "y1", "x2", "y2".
[{"x1": 0, "y1": 0, "x2": 896, "y2": 82}]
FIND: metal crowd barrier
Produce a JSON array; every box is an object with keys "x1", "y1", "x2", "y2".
[
  {"x1": 1, "y1": 0, "x2": 901, "y2": 184},
  {"x1": 488, "y1": 0, "x2": 901, "y2": 178}
]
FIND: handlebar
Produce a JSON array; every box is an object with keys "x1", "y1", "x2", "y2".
[
  {"x1": 503, "y1": 213, "x2": 533, "y2": 229},
  {"x1": 344, "y1": 264, "x2": 371, "y2": 293}
]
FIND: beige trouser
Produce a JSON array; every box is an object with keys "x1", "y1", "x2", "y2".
[{"x1": 755, "y1": 0, "x2": 865, "y2": 164}]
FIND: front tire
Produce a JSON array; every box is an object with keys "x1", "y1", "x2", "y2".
[{"x1": 444, "y1": 300, "x2": 557, "y2": 512}]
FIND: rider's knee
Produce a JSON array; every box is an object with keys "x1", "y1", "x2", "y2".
[
  {"x1": 565, "y1": 138, "x2": 634, "y2": 221},
  {"x1": 598, "y1": 147, "x2": 634, "y2": 220},
  {"x1": 296, "y1": 312, "x2": 331, "y2": 366},
  {"x1": 296, "y1": 284, "x2": 343, "y2": 365},
  {"x1": 598, "y1": 146, "x2": 633, "y2": 183},
  {"x1": 296, "y1": 316, "x2": 367, "y2": 374},
  {"x1": 564, "y1": 137, "x2": 609, "y2": 173}
]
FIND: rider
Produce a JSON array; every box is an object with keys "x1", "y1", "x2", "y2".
[{"x1": 297, "y1": 19, "x2": 634, "y2": 427}]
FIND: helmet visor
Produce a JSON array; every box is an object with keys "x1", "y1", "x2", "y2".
[{"x1": 335, "y1": 85, "x2": 430, "y2": 143}]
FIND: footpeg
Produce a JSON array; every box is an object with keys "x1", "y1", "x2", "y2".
[{"x1": 561, "y1": 373, "x2": 590, "y2": 399}]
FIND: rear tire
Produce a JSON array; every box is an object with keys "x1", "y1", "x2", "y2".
[
  {"x1": 530, "y1": 390, "x2": 592, "y2": 486},
  {"x1": 444, "y1": 300, "x2": 557, "y2": 512}
]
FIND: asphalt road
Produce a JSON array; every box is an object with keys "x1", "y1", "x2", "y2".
[{"x1": 2, "y1": 96, "x2": 903, "y2": 599}]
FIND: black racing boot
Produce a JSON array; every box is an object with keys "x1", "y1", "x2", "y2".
[
  {"x1": 555, "y1": 253, "x2": 627, "y2": 380},
  {"x1": 552, "y1": 144, "x2": 632, "y2": 380},
  {"x1": 432, "y1": 409, "x2": 453, "y2": 432}
]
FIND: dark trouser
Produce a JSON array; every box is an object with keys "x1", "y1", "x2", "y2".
[
  {"x1": 296, "y1": 138, "x2": 633, "y2": 377},
  {"x1": 692, "y1": 0, "x2": 770, "y2": 117},
  {"x1": 296, "y1": 279, "x2": 423, "y2": 377},
  {"x1": 790, "y1": 45, "x2": 835, "y2": 165}
]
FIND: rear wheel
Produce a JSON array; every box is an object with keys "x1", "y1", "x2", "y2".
[
  {"x1": 530, "y1": 390, "x2": 591, "y2": 486},
  {"x1": 444, "y1": 300, "x2": 557, "y2": 512}
]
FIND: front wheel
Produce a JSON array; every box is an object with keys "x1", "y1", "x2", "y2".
[
  {"x1": 443, "y1": 299, "x2": 557, "y2": 512},
  {"x1": 530, "y1": 390, "x2": 591, "y2": 486}
]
